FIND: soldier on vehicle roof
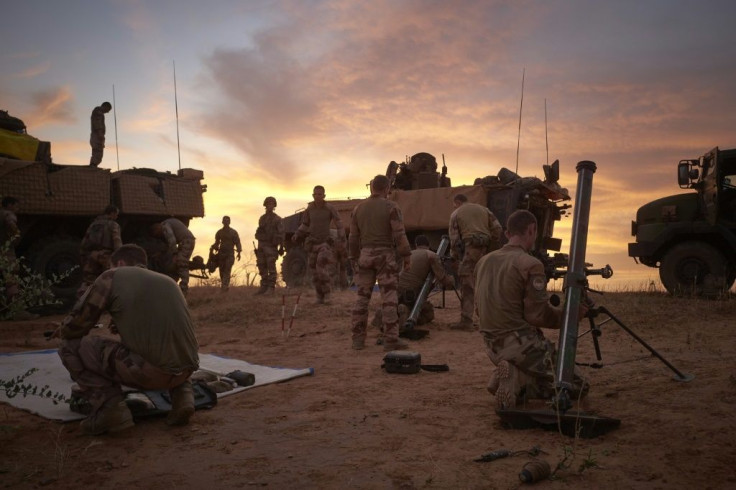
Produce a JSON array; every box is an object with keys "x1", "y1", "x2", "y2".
[
  {"x1": 89, "y1": 102, "x2": 112, "y2": 167},
  {"x1": 254, "y1": 198, "x2": 284, "y2": 295},
  {"x1": 77, "y1": 204, "x2": 123, "y2": 298}
]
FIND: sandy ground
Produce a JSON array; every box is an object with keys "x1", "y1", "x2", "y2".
[{"x1": 1, "y1": 286, "x2": 735, "y2": 489}]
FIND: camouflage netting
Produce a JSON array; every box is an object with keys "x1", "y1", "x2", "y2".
[
  {"x1": 112, "y1": 171, "x2": 205, "y2": 217},
  {"x1": 0, "y1": 159, "x2": 110, "y2": 214}
]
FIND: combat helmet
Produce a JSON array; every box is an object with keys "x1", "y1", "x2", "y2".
[{"x1": 263, "y1": 196, "x2": 277, "y2": 207}]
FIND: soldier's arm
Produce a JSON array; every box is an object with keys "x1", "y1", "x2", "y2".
[
  {"x1": 59, "y1": 270, "x2": 114, "y2": 339},
  {"x1": 162, "y1": 224, "x2": 177, "y2": 253},
  {"x1": 233, "y1": 230, "x2": 242, "y2": 253},
  {"x1": 275, "y1": 217, "x2": 285, "y2": 247},
  {"x1": 111, "y1": 222, "x2": 123, "y2": 250},
  {"x1": 448, "y1": 212, "x2": 461, "y2": 258},
  {"x1": 348, "y1": 208, "x2": 360, "y2": 259},
  {"x1": 487, "y1": 211, "x2": 503, "y2": 249},
  {"x1": 293, "y1": 206, "x2": 311, "y2": 241},
  {"x1": 389, "y1": 204, "x2": 411, "y2": 258},
  {"x1": 330, "y1": 205, "x2": 346, "y2": 241},
  {"x1": 523, "y1": 262, "x2": 562, "y2": 329},
  {"x1": 429, "y1": 252, "x2": 453, "y2": 287}
]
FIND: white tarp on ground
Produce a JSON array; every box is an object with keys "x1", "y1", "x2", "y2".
[{"x1": 0, "y1": 349, "x2": 313, "y2": 422}]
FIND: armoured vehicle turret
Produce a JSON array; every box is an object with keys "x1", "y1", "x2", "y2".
[
  {"x1": 280, "y1": 152, "x2": 571, "y2": 287},
  {"x1": 628, "y1": 147, "x2": 736, "y2": 296}
]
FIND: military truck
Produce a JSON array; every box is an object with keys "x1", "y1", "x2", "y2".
[
  {"x1": 280, "y1": 152, "x2": 571, "y2": 287},
  {"x1": 0, "y1": 158, "x2": 206, "y2": 302},
  {"x1": 628, "y1": 147, "x2": 736, "y2": 296}
]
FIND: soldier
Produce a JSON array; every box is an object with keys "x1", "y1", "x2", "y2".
[
  {"x1": 212, "y1": 215, "x2": 242, "y2": 292},
  {"x1": 349, "y1": 175, "x2": 412, "y2": 351},
  {"x1": 89, "y1": 101, "x2": 112, "y2": 167},
  {"x1": 0, "y1": 197, "x2": 24, "y2": 316},
  {"x1": 150, "y1": 217, "x2": 196, "y2": 295},
  {"x1": 77, "y1": 204, "x2": 123, "y2": 297},
  {"x1": 475, "y1": 210, "x2": 589, "y2": 410},
  {"x1": 292, "y1": 185, "x2": 345, "y2": 304},
  {"x1": 448, "y1": 193, "x2": 502, "y2": 330},
  {"x1": 52, "y1": 244, "x2": 199, "y2": 435},
  {"x1": 254, "y1": 197, "x2": 284, "y2": 295}
]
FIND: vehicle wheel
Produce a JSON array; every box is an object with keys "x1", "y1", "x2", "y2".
[
  {"x1": 281, "y1": 246, "x2": 308, "y2": 287},
  {"x1": 659, "y1": 241, "x2": 733, "y2": 297},
  {"x1": 27, "y1": 236, "x2": 83, "y2": 303}
]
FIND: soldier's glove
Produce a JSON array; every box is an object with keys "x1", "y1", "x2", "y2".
[
  {"x1": 236, "y1": 252, "x2": 241, "y2": 261},
  {"x1": 278, "y1": 245, "x2": 285, "y2": 256}
]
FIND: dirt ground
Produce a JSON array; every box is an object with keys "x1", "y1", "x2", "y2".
[{"x1": 1, "y1": 286, "x2": 734, "y2": 489}]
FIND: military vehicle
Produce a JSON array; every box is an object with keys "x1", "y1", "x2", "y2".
[
  {"x1": 0, "y1": 110, "x2": 51, "y2": 164},
  {"x1": 628, "y1": 146, "x2": 736, "y2": 296},
  {"x1": 0, "y1": 158, "x2": 206, "y2": 302},
  {"x1": 280, "y1": 152, "x2": 571, "y2": 287}
]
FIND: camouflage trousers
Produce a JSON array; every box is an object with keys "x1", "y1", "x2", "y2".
[
  {"x1": 351, "y1": 247, "x2": 401, "y2": 344},
  {"x1": 59, "y1": 336, "x2": 193, "y2": 415},
  {"x1": 77, "y1": 249, "x2": 113, "y2": 297},
  {"x1": 89, "y1": 135, "x2": 104, "y2": 167},
  {"x1": 307, "y1": 242, "x2": 336, "y2": 298},
  {"x1": 458, "y1": 244, "x2": 489, "y2": 323},
  {"x1": 218, "y1": 253, "x2": 236, "y2": 289},
  {"x1": 483, "y1": 331, "x2": 589, "y2": 401},
  {"x1": 399, "y1": 288, "x2": 434, "y2": 325},
  {"x1": 255, "y1": 244, "x2": 278, "y2": 288},
  {"x1": 175, "y1": 237, "x2": 195, "y2": 291}
]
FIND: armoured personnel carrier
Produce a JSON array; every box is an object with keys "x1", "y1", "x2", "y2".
[
  {"x1": 0, "y1": 158, "x2": 206, "y2": 302},
  {"x1": 280, "y1": 152, "x2": 571, "y2": 287}
]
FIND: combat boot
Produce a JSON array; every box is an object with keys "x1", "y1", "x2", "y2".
[
  {"x1": 167, "y1": 381, "x2": 195, "y2": 426},
  {"x1": 351, "y1": 338, "x2": 366, "y2": 350},
  {"x1": 263, "y1": 287, "x2": 275, "y2": 296},
  {"x1": 254, "y1": 285, "x2": 267, "y2": 295},
  {"x1": 449, "y1": 318, "x2": 475, "y2": 331},
  {"x1": 80, "y1": 400, "x2": 134, "y2": 435},
  {"x1": 383, "y1": 338, "x2": 409, "y2": 352},
  {"x1": 495, "y1": 360, "x2": 519, "y2": 410}
]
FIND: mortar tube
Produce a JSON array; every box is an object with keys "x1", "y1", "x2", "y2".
[{"x1": 555, "y1": 160, "x2": 596, "y2": 409}]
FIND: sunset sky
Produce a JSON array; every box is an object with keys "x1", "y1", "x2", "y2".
[{"x1": 3, "y1": 1, "x2": 736, "y2": 290}]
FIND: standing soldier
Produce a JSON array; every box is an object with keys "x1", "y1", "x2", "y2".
[
  {"x1": 292, "y1": 186, "x2": 345, "y2": 304},
  {"x1": 349, "y1": 175, "x2": 412, "y2": 351},
  {"x1": 150, "y1": 217, "x2": 196, "y2": 295},
  {"x1": 89, "y1": 101, "x2": 112, "y2": 167},
  {"x1": 77, "y1": 204, "x2": 123, "y2": 297},
  {"x1": 254, "y1": 197, "x2": 284, "y2": 295},
  {"x1": 448, "y1": 193, "x2": 502, "y2": 330},
  {"x1": 212, "y1": 216, "x2": 242, "y2": 292}
]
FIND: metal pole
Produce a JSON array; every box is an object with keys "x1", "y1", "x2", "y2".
[
  {"x1": 555, "y1": 160, "x2": 596, "y2": 406},
  {"x1": 112, "y1": 84, "x2": 120, "y2": 171},
  {"x1": 515, "y1": 68, "x2": 525, "y2": 175},
  {"x1": 173, "y1": 60, "x2": 181, "y2": 171}
]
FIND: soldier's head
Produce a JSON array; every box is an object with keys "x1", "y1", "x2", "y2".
[
  {"x1": 101, "y1": 102, "x2": 112, "y2": 112},
  {"x1": 2, "y1": 196, "x2": 19, "y2": 210},
  {"x1": 111, "y1": 244, "x2": 147, "y2": 267},
  {"x1": 452, "y1": 194, "x2": 468, "y2": 208},
  {"x1": 263, "y1": 196, "x2": 277, "y2": 210},
  {"x1": 104, "y1": 204, "x2": 119, "y2": 219},
  {"x1": 506, "y1": 210, "x2": 537, "y2": 250},
  {"x1": 222, "y1": 215, "x2": 231, "y2": 226},
  {"x1": 312, "y1": 186, "x2": 326, "y2": 204},
  {"x1": 370, "y1": 175, "x2": 390, "y2": 196},
  {"x1": 414, "y1": 235, "x2": 430, "y2": 249}
]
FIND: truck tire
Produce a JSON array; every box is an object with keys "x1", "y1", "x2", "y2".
[
  {"x1": 281, "y1": 246, "x2": 308, "y2": 287},
  {"x1": 659, "y1": 241, "x2": 733, "y2": 297},
  {"x1": 27, "y1": 237, "x2": 83, "y2": 303}
]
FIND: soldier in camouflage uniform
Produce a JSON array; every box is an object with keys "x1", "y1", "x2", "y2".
[
  {"x1": 212, "y1": 215, "x2": 242, "y2": 291},
  {"x1": 53, "y1": 244, "x2": 199, "y2": 435},
  {"x1": 448, "y1": 193, "x2": 502, "y2": 330},
  {"x1": 77, "y1": 204, "x2": 123, "y2": 297},
  {"x1": 89, "y1": 102, "x2": 112, "y2": 167},
  {"x1": 475, "y1": 210, "x2": 589, "y2": 410},
  {"x1": 1, "y1": 197, "x2": 22, "y2": 306},
  {"x1": 254, "y1": 197, "x2": 284, "y2": 295},
  {"x1": 151, "y1": 217, "x2": 196, "y2": 295},
  {"x1": 349, "y1": 175, "x2": 412, "y2": 351},
  {"x1": 292, "y1": 186, "x2": 345, "y2": 304}
]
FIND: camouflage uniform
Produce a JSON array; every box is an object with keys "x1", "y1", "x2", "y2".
[
  {"x1": 255, "y1": 211, "x2": 284, "y2": 291},
  {"x1": 398, "y1": 247, "x2": 454, "y2": 325},
  {"x1": 160, "y1": 218, "x2": 196, "y2": 293},
  {"x1": 89, "y1": 105, "x2": 107, "y2": 167},
  {"x1": 349, "y1": 195, "x2": 411, "y2": 346},
  {"x1": 0, "y1": 205, "x2": 21, "y2": 298},
  {"x1": 293, "y1": 202, "x2": 345, "y2": 301},
  {"x1": 214, "y1": 225, "x2": 242, "y2": 290},
  {"x1": 475, "y1": 244, "x2": 588, "y2": 407},
  {"x1": 78, "y1": 215, "x2": 122, "y2": 297},
  {"x1": 449, "y1": 202, "x2": 502, "y2": 325},
  {"x1": 58, "y1": 266, "x2": 199, "y2": 417}
]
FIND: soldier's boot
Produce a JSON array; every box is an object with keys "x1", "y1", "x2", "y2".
[
  {"x1": 371, "y1": 309, "x2": 383, "y2": 328},
  {"x1": 254, "y1": 284, "x2": 267, "y2": 296},
  {"x1": 167, "y1": 381, "x2": 195, "y2": 427},
  {"x1": 80, "y1": 400, "x2": 134, "y2": 436},
  {"x1": 495, "y1": 360, "x2": 519, "y2": 411},
  {"x1": 263, "y1": 286, "x2": 275, "y2": 295},
  {"x1": 383, "y1": 338, "x2": 409, "y2": 352},
  {"x1": 449, "y1": 317, "x2": 475, "y2": 331},
  {"x1": 351, "y1": 337, "x2": 366, "y2": 351}
]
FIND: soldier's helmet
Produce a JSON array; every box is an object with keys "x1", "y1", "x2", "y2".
[{"x1": 263, "y1": 196, "x2": 277, "y2": 207}]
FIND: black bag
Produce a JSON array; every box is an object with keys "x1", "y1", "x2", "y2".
[{"x1": 382, "y1": 351, "x2": 450, "y2": 374}]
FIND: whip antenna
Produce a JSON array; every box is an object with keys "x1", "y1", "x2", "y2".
[
  {"x1": 545, "y1": 98, "x2": 549, "y2": 165},
  {"x1": 112, "y1": 84, "x2": 120, "y2": 170},
  {"x1": 515, "y1": 68, "x2": 525, "y2": 175},
  {"x1": 173, "y1": 60, "x2": 181, "y2": 170}
]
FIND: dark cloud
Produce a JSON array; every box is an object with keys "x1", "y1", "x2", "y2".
[{"x1": 28, "y1": 85, "x2": 76, "y2": 128}]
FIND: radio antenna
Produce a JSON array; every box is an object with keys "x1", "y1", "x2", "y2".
[
  {"x1": 515, "y1": 68, "x2": 525, "y2": 175},
  {"x1": 173, "y1": 60, "x2": 182, "y2": 170},
  {"x1": 545, "y1": 98, "x2": 549, "y2": 165},
  {"x1": 112, "y1": 84, "x2": 120, "y2": 171}
]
